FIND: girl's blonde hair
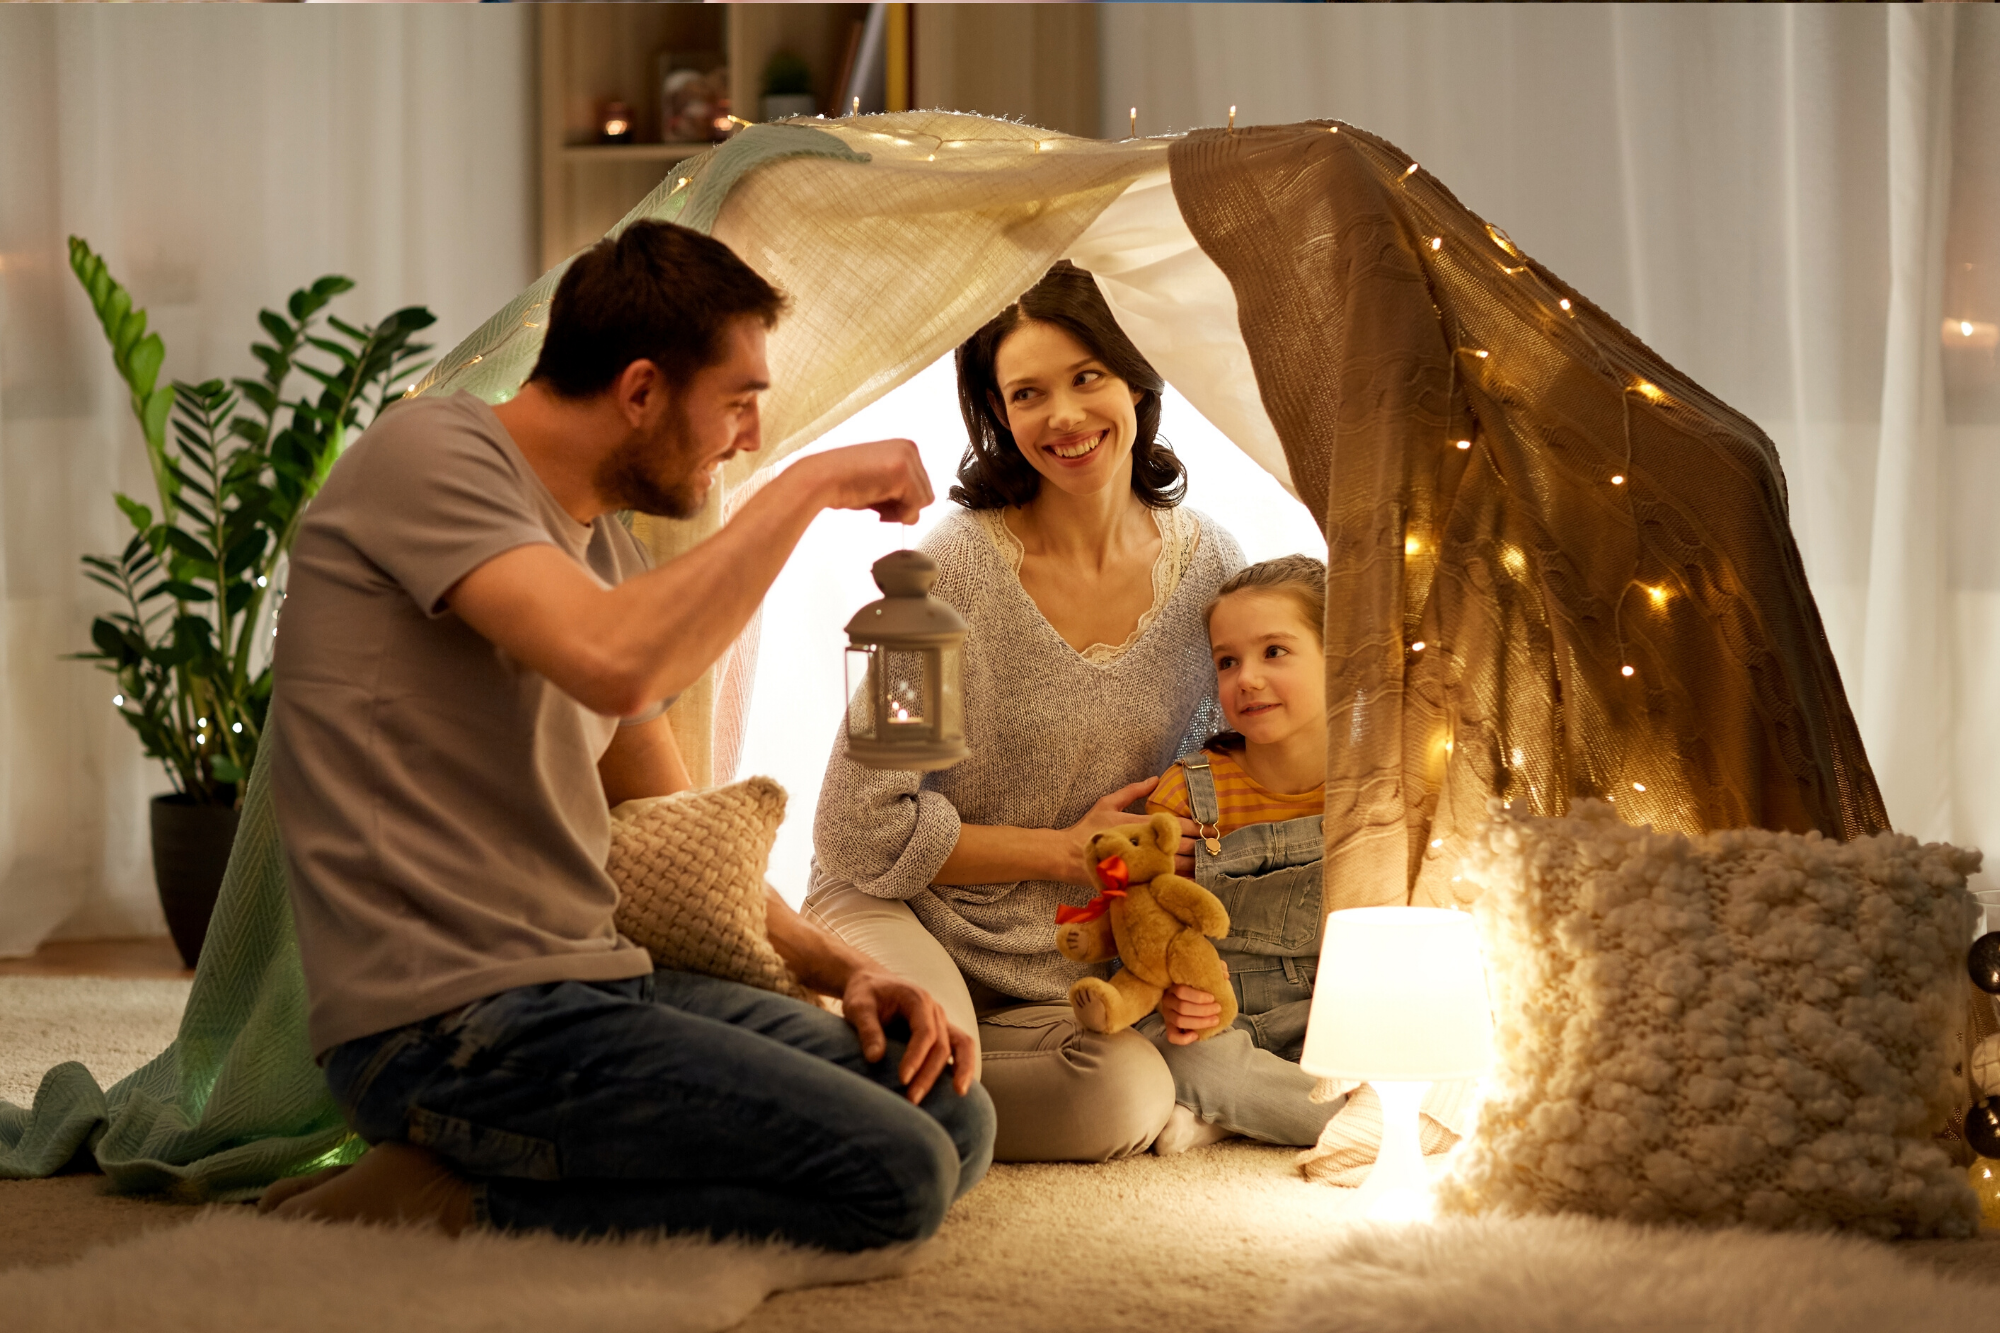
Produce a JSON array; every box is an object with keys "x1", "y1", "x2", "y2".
[
  {"x1": 1206, "y1": 554, "x2": 1328, "y2": 639},
  {"x1": 1201, "y1": 554, "x2": 1327, "y2": 752}
]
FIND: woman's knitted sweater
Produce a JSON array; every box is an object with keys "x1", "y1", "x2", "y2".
[{"x1": 807, "y1": 504, "x2": 1244, "y2": 1002}]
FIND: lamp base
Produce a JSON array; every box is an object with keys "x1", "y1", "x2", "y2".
[{"x1": 1351, "y1": 1080, "x2": 1434, "y2": 1222}]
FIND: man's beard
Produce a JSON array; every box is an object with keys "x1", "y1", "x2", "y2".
[{"x1": 594, "y1": 404, "x2": 717, "y2": 519}]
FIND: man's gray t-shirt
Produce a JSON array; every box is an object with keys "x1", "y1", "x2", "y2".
[{"x1": 274, "y1": 392, "x2": 658, "y2": 1057}]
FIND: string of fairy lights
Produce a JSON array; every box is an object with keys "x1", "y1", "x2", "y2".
[{"x1": 1385, "y1": 143, "x2": 1686, "y2": 832}]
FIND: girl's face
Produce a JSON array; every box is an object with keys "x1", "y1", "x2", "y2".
[
  {"x1": 991, "y1": 319, "x2": 1143, "y2": 501},
  {"x1": 1209, "y1": 590, "x2": 1328, "y2": 749}
]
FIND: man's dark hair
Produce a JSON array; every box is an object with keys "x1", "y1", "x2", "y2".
[
  {"x1": 528, "y1": 221, "x2": 788, "y2": 400},
  {"x1": 950, "y1": 260, "x2": 1186, "y2": 511}
]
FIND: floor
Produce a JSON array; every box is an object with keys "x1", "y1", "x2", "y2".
[{"x1": 0, "y1": 937, "x2": 190, "y2": 980}]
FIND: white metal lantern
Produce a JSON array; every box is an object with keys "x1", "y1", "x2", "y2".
[{"x1": 843, "y1": 550, "x2": 970, "y2": 771}]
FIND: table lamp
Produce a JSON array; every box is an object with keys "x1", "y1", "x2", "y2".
[{"x1": 1300, "y1": 906, "x2": 1493, "y2": 1221}]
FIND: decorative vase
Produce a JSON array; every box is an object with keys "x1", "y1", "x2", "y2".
[{"x1": 149, "y1": 794, "x2": 241, "y2": 969}]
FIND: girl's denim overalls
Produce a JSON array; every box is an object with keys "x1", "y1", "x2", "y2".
[{"x1": 1183, "y1": 755, "x2": 1324, "y2": 1061}]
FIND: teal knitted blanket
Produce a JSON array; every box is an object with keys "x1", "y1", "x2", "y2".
[{"x1": 0, "y1": 726, "x2": 360, "y2": 1200}]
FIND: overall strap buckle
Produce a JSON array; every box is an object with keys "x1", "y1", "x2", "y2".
[{"x1": 1181, "y1": 760, "x2": 1222, "y2": 855}]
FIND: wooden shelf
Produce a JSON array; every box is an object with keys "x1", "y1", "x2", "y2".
[
  {"x1": 536, "y1": 5, "x2": 1101, "y2": 273},
  {"x1": 560, "y1": 142, "x2": 716, "y2": 164}
]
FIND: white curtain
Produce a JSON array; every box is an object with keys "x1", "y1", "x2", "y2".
[
  {"x1": 1104, "y1": 4, "x2": 1999, "y2": 883},
  {"x1": 0, "y1": 7, "x2": 534, "y2": 955}
]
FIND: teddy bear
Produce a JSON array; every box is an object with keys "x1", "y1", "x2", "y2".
[{"x1": 1053, "y1": 812, "x2": 1238, "y2": 1040}]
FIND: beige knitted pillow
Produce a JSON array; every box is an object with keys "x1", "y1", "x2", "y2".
[
  {"x1": 1437, "y1": 799, "x2": 1981, "y2": 1238},
  {"x1": 608, "y1": 777, "x2": 813, "y2": 1003}
]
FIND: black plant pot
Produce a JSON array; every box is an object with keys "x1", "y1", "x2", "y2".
[{"x1": 150, "y1": 794, "x2": 241, "y2": 969}]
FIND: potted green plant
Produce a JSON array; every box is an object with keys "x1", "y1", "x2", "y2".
[{"x1": 68, "y1": 237, "x2": 435, "y2": 966}]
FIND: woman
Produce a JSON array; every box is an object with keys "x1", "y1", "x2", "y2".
[{"x1": 805, "y1": 262, "x2": 1245, "y2": 1161}]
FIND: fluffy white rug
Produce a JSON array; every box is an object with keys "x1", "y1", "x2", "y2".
[
  {"x1": 1276, "y1": 1214, "x2": 1999, "y2": 1333},
  {"x1": 0, "y1": 1208, "x2": 919, "y2": 1333}
]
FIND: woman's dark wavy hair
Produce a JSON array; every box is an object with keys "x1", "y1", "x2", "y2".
[{"x1": 949, "y1": 261, "x2": 1187, "y2": 511}]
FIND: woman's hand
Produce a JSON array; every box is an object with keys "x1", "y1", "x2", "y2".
[
  {"x1": 1056, "y1": 777, "x2": 1167, "y2": 886},
  {"x1": 1159, "y1": 984, "x2": 1223, "y2": 1046}
]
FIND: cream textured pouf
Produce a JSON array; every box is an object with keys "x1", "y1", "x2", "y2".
[
  {"x1": 1438, "y1": 799, "x2": 1982, "y2": 1238},
  {"x1": 608, "y1": 777, "x2": 813, "y2": 1003}
]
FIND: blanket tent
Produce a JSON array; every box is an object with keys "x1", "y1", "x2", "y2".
[{"x1": 0, "y1": 112, "x2": 1884, "y2": 1197}]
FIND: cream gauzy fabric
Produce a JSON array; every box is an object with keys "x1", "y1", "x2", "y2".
[
  {"x1": 1438, "y1": 799, "x2": 1980, "y2": 1238},
  {"x1": 608, "y1": 777, "x2": 811, "y2": 1003},
  {"x1": 1169, "y1": 123, "x2": 1890, "y2": 914}
]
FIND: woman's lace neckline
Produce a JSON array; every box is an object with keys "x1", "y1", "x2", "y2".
[{"x1": 975, "y1": 505, "x2": 1201, "y2": 665}]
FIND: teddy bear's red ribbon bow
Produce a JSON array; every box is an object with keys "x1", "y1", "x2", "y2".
[{"x1": 1053, "y1": 854, "x2": 1132, "y2": 925}]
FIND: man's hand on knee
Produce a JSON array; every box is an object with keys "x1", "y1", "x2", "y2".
[{"x1": 840, "y1": 966, "x2": 977, "y2": 1106}]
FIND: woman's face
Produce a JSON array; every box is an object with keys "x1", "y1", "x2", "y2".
[
  {"x1": 991, "y1": 319, "x2": 1143, "y2": 501},
  {"x1": 1209, "y1": 590, "x2": 1328, "y2": 751}
]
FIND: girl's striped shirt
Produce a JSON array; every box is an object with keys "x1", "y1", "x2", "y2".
[{"x1": 1146, "y1": 745, "x2": 1323, "y2": 836}]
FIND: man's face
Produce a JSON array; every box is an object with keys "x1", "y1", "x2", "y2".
[{"x1": 596, "y1": 317, "x2": 771, "y2": 518}]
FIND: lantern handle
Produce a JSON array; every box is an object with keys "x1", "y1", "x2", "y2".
[{"x1": 872, "y1": 549, "x2": 938, "y2": 598}]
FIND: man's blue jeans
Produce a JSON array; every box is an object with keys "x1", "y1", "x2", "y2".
[{"x1": 322, "y1": 968, "x2": 996, "y2": 1251}]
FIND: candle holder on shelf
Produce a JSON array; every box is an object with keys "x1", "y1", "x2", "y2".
[{"x1": 598, "y1": 100, "x2": 635, "y2": 144}]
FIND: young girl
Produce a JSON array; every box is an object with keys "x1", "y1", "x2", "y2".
[{"x1": 1140, "y1": 554, "x2": 1339, "y2": 1154}]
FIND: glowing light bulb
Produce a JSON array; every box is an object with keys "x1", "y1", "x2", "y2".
[
  {"x1": 1412, "y1": 641, "x2": 1427, "y2": 652},
  {"x1": 256, "y1": 575, "x2": 269, "y2": 588},
  {"x1": 1130, "y1": 107, "x2": 1137, "y2": 137},
  {"x1": 1431, "y1": 839, "x2": 1444, "y2": 849},
  {"x1": 1444, "y1": 740, "x2": 1454, "y2": 753},
  {"x1": 196, "y1": 732, "x2": 206, "y2": 745},
  {"x1": 926, "y1": 154, "x2": 935, "y2": 161},
  {"x1": 676, "y1": 177, "x2": 689, "y2": 189},
  {"x1": 1474, "y1": 350, "x2": 1490, "y2": 359},
  {"x1": 1962, "y1": 321, "x2": 1975, "y2": 337},
  {"x1": 112, "y1": 694, "x2": 124, "y2": 707},
  {"x1": 1611, "y1": 474, "x2": 1626, "y2": 485},
  {"x1": 1455, "y1": 439, "x2": 1472, "y2": 450},
  {"x1": 1429, "y1": 237, "x2": 1442, "y2": 251},
  {"x1": 232, "y1": 723, "x2": 243, "y2": 734},
  {"x1": 1633, "y1": 782, "x2": 1646, "y2": 793},
  {"x1": 1647, "y1": 585, "x2": 1668, "y2": 607},
  {"x1": 1621, "y1": 665, "x2": 1635, "y2": 677},
  {"x1": 198, "y1": 717, "x2": 208, "y2": 727},
  {"x1": 1559, "y1": 299, "x2": 1572, "y2": 311},
  {"x1": 1402, "y1": 162, "x2": 1419, "y2": 178},
  {"x1": 1635, "y1": 381, "x2": 1665, "y2": 403},
  {"x1": 1405, "y1": 537, "x2": 1423, "y2": 555},
  {"x1": 1228, "y1": 105, "x2": 1237, "y2": 130}
]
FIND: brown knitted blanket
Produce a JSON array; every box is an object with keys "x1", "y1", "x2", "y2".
[{"x1": 1169, "y1": 123, "x2": 1886, "y2": 911}]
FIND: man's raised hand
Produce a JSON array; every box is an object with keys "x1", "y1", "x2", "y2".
[{"x1": 796, "y1": 438, "x2": 934, "y2": 525}]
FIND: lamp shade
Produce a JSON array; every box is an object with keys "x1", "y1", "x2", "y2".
[{"x1": 1300, "y1": 906, "x2": 1493, "y2": 1082}]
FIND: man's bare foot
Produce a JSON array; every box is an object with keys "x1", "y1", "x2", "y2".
[
  {"x1": 257, "y1": 1163, "x2": 352, "y2": 1214},
  {"x1": 268, "y1": 1141, "x2": 477, "y2": 1235}
]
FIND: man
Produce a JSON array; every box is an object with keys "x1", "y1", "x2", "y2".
[{"x1": 260, "y1": 220, "x2": 993, "y2": 1249}]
